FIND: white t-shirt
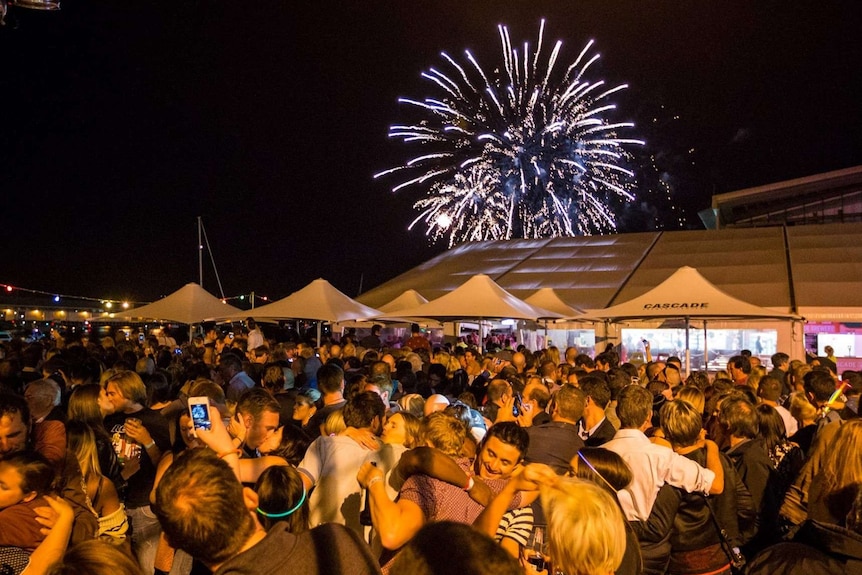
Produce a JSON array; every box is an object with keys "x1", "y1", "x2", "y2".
[{"x1": 299, "y1": 435, "x2": 381, "y2": 535}]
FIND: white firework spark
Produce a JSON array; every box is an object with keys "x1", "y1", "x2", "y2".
[{"x1": 375, "y1": 20, "x2": 644, "y2": 247}]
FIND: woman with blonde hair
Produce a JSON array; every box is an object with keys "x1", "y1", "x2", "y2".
[
  {"x1": 65, "y1": 421, "x2": 128, "y2": 545},
  {"x1": 381, "y1": 411, "x2": 422, "y2": 449},
  {"x1": 790, "y1": 363, "x2": 812, "y2": 395},
  {"x1": 807, "y1": 419, "x2": 862, "y2": 526},
  {"x1": 675, "y1": 386, "x2": 706, "y2": 416},
  {"x1": 545, "y1": 346, "x2": 561, "y2": 369},
  {"x1": 323, "y1": 409, "x2": 346, "y2": 437},
  {"x1": 788, "y1": 393, "x2": 819, "y2": 456},
  {"x1": 747, "y1": 366, "x2": 767, "y2": 392},
  {"x1": 67, "y1": 384, "x2": 124, "y2": 491},
  {"x1": 543, "y1": 477, "x2": 626, "y2": 575}
]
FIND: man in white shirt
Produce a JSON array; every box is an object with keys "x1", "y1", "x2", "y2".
[
  {"x1": 298, "y1": 391, "x2": 385, "y2": 536},
  {"x1": 604, "y1": 384, "x2": 724, "y2": 521},
  {"x1": 246, "y1": 317, "x2": 264, "y2": 350},
  {"x1": 757, "y1": 376, "x2": 798, "y2": 436}
]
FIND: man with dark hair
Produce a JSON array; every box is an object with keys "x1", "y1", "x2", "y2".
[
  {"x1": 804, "y1": 369, "x2": 840, "y2": 412},
  {"x1": 757, "y1": 376, "x2": 798, "y2": 435},
  {"x1": 574, "y1": 353, "x2": 595, "y2": 372},
  {"x1": 519, "y1": 377, "x2": 551, "y2": 427},
  {"x1": 482, "y1": 379, "x2": 513, "y2": 424},
  {"x1": 727, "y1": 355, "x2": 752, "y2": 387},
  {"x1": 605, "y1": 368, "x2": 629, "y2": 429},
  {"x1": 298, "y1": 391, "x2": 384, "y2": 535},
  {"x1": 720, "y1": 396, "x2": 773, "y2": 554},
  {"x1": 20, "y1": 345, "x2": 43, "y2": 387},
  {"x1": 304, "y1": 363, "x2": 348, "y2": 439},
  {"x1": 604, "y1": 384, "x2": 724, "y2": 521},
  {"x1": 360, "y1": 325, "x2": 383, "y2": 351},
  {"x1": 363, "y1": 373, "x2": 395, "y2": 412},
  {"x1": 594, "y1": 352, "x2": 614, "y2": 372},
  {"x1": 219, "y1": 352, "x2": 256, "y2": 403},
  {"x1": 232, "y1": 388, "x2": 282, "y2": 457},
  {"x1": 525, "y1": 385, "x2": 585, "y2": 474},
  {"x1": 803, "y1": 368, "x2": 846, "y2": 443},
  {"x1": 666, "y1": 356, "x2": 683, "y2": 371},
  {"x1": 769, "y1": 352, "x2": 791, "y2": 395},
  {"x1": 578, "y1": 374, "x2": 616, "y2": 446},
  {"x1": 0, "y1": 393, "x2": 30, "y2": 458},
  {"x1": 155, "y1": 449, "x2": 380, "y2": 575}
]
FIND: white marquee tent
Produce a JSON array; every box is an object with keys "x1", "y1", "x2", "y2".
[
  {"x1": 219, "y1": 278, "x2": 381, "y2": 324},
  {"x1": 111, "y1": 283, "x2": 242, "y2": 324},
  {"x1": 582, "y1": 266, "x2": 801, "y2": 373}
]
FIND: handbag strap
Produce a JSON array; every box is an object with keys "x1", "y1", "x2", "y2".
[{"x1": 700, "y1": 494, "x2": 737, "y2": 563}]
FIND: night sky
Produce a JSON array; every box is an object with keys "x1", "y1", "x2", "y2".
[{"x1": 2, "y1": 1, "x2": 860, "y2": 305}]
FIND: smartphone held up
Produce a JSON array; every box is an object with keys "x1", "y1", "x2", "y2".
[{"x1": 188, "y1": 396, "x2": 212, "y2": 436}]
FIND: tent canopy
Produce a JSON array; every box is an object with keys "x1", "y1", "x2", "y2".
[
  {"x1": 525, "y1": 288, "x2": 583, "y2": 318},
  {"x1": 335, "y1": 290, "x2": 442, "y2": 329},
  {"x1": 583, "y1": 266, "x2": 800, "y2": 321},
  {"x1": 378, "y1": 290, "x2": 429, "y2": 313},
  {"x1": 377, "y1": 274, "x2": 562, "y2": 321},
  {"x1": 219, "y1": 278, "x2": 381, "y2": 323},
  {"x1": 112, "y1": 283, "x2": 242, "y2": 324}
]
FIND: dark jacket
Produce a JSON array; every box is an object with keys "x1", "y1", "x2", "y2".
[
  {"x1": 746, "y1": 520, "x2": 862, "y2": 575},
  {"x1": 584, "y1": 417, "x2": 617, "y2": 447},
  {"x1": 525, "y1": 421, "x2": 584, "y2": 474},
  {"x1": 725, "y1": 439, "x2": 772, "y2": 512},
  {"x1": 671, "y1": 450, "x2": 755, "y2": 551},
  {"x1": 631, "y1": 450, "x2": 754, "y2": 575}
]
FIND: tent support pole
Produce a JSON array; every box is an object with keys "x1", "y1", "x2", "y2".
[
  {"x1": 703, "y1": 320, "x2": 708, "y2": 375},
  {"x1": 685, "y1": 316, "x2": 691, "y2": 378}
]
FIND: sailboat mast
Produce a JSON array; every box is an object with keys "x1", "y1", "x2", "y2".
[{"x1": 198, "y1": 216, "x2": 204, "y2": 288}]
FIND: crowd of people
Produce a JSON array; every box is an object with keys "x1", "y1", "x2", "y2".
[{"x1": 0, "y1": 319, "x2": 861, "y2": 575}]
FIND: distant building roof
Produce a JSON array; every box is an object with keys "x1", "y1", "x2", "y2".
[{"x1": 700, "y1": 165, "x2": 862, "y2": 229}]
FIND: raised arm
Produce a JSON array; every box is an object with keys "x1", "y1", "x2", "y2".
[
  {"x1": 357, "y1": 461, "x2": 426, "y2": 550},
  {"x1": 194, "y1": 405, "x2": 242, "y2": 481},
  {"x1": 703, "y1": 439, "x2": 724, "y2": 495},
  {"x1": 26, "y1": 495, "x2": 75, "y2": 575},
  {"x1": 473, "y1": 463, "x2": 555, "y2": 538},
  {"x1": 396, "y1": 446, "x2": 492, "y2": 505}
]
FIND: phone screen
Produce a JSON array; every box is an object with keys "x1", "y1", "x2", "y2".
[
  {"x1": 189, "y1": 399, "x2": 212, "y2": 434},
  {"x1": 512, "y1": 393, "x2": 523, "y2": 417}
]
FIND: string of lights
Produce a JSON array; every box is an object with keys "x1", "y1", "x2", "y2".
[{"x1": 0, "y1": 282, "x2": 270, "y2": 309}]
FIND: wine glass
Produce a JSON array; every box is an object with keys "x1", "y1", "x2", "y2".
[{"x1": 524, "y1": 524, "x2": 550, "y2": 572}]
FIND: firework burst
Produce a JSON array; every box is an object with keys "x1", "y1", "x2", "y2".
[{"x1": 375, "y1": 20, "x2": 644, "y2": 247}]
